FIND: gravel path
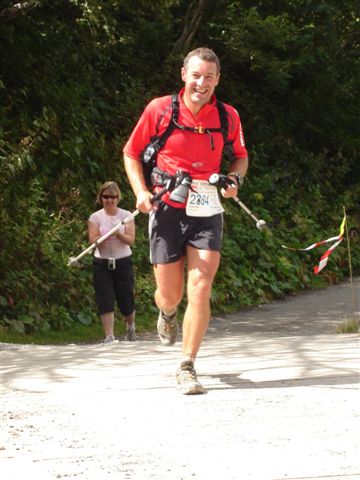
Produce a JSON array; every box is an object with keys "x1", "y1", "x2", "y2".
[{"x1": 1, "y1": 278, "x2": 360, "y2": 479}]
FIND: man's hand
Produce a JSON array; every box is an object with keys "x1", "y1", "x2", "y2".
[
  {"x1": 136, "y1": 190, "x2": 154, "y2": 213},
  {"x1": 220, "y1": 180, "x2": 238, "y2": 199},
  {"x1": 213, "y1": 174, "x2": 239, "y2": 199}
]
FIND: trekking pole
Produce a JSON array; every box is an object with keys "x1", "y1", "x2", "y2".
[
  {"x1": 232, "y1": 196, "x2": 267, "y2": 230},
  {"x1": 67, "y1": 210, "x2": 139, "y2": 267},
  {"x1": 67, "y1": 182, "x2": 173, "y2": 267},
  {"x1": 208, "y1": 173, "x2": 267, "y2": 231}
]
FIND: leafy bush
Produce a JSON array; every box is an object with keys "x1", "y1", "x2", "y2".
[{"x1": 0, "y1": 0, "x2": 359, "y2": 337}]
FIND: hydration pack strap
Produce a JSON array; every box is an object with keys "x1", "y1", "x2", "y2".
[{"x1": 169, "y1": 96, "x2": 229, "y2": 150}]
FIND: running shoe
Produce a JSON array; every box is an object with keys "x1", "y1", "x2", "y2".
[
  {"x1": 157, "y1": 310, "x2": 178, "y2": 346},
  {"x1": 103, "y1": 335, "x2": 117, "y2": 344},
  {"x1": 176, "y1": 359, "x2": 206, "y2": 395},
  {"x1": 125, "y1": 328, "x2": 136, "y2": 342}
]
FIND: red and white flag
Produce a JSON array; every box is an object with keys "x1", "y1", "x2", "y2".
[{"x1": 282, "y1": 214, "x2": 346, "y2": 274}]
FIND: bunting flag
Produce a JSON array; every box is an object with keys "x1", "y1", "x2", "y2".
[{"x1": 282, "y1": 214, "x2": 346, "y2": 274}]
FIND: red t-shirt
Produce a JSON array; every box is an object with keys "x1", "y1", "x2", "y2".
[{"x1": 123, "y1": 88, "x2": 248, "y2": 207}]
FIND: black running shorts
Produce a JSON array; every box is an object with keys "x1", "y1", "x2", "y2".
[
  {"x1": 149, "y1": 203, "x2": 223, "y2": 264},
  {"x1": 93, "y1": 256, "x2": 135, "y2": 316}
]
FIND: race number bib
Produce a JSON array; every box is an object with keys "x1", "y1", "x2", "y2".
[{"x1": 186, "y1": 180, "x2": 224, "y2": 217}]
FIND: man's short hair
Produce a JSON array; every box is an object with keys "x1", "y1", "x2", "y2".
[{"x1": 183, "y1": 47, "x2": 221, "y2": 73}]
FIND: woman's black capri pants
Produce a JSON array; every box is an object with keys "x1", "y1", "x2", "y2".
[{"x1": 93, "y1": 255, "x2": 135, "y2": 316}]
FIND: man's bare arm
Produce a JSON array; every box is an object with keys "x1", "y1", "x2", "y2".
[
  {"x1": 229, "y1": 156, "x2": 249, "y2": 179},
  {"x1": 123, "y1": 154, "x2": 153, "y2": 212},
  {"x1": 222, "y1": 156, "x2": 249, "y2": 199}
]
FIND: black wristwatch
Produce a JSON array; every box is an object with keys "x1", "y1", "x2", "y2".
[{"x1": 227, "y1": 172, "x2": 244, "y2": 187}]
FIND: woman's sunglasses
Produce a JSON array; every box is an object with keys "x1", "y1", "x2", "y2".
[{"x1": 102, "y1": 195, "x2": 118, "y2": 199}]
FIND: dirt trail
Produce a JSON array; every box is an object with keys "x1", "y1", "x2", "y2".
[{"x1": 1, "y1": 278, "x2": 360, "y2": 479}]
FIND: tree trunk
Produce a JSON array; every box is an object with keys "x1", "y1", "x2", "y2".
[
  {"x1": 171, "y1": 0, "x2": 208, "y2": 57},
  {"x1": 0, "y1": 0, "x2": 40, "y2": 23}
]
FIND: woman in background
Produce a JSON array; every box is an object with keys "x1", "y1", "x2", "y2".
[{"x1": 88, "y1": 181, "x2": 136, "y2": 343}]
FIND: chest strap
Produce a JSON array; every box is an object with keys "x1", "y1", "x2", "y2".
[{"x1": 157, "y1": 94, "x2": 229, "y2": 151}]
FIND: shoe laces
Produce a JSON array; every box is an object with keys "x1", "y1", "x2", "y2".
[
  {"x1": 177, "y1": 361, "x2": 198, "y2": 383},
  {"x1": 161, "y1": 312, "x2": 177, "y2": 330}
]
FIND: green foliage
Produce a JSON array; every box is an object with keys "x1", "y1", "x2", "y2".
[{"x1": 0, "y1": 0, "x2": 359, "y2": 339}]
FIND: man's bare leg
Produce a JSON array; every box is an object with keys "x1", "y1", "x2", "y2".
[
  {"x1": 182, "y1": 246, "x2": 220, "y2": 359},
  {"x1": 175, "y1": 247, "x2": 220, "y2": 394},
  {"x1": 153, "y1": 258, "x2": 185, "y2": 345},
  {"x1": 153, "y1": 258, "x2": 185, "y2": 315}
]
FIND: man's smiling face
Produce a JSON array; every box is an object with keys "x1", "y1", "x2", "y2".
[{"x1": 181, "y1": 55, "x2": 220, "y2": 112}]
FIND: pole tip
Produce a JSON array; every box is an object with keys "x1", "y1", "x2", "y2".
[
  {"x1": 256, "y1": 219, "x2": 267, "y2": 230},
  {"x1": 67, "y1": 257, "x2": 78, "y2": 267}
]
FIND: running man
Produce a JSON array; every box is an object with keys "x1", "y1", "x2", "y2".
[{"x1": 123, "y1": 47, "x2": 248, "y2": 394}]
